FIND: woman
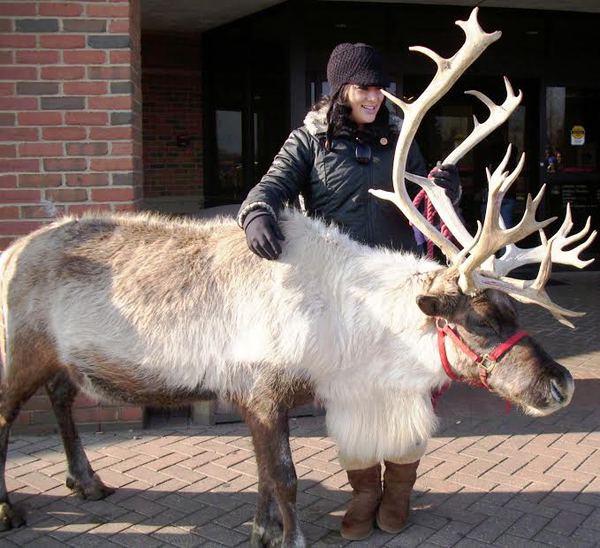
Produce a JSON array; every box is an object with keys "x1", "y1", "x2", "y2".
[{"x1": 237, "y1": 42, "x2": 461, "y2": 540}]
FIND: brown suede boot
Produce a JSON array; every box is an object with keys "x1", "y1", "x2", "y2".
[
  {"x1": 340, "y1": 464, "x2": 382, "y2": 540},
  {"x1": 376, "y1": 460, "x2": 419, "y2": 534}
]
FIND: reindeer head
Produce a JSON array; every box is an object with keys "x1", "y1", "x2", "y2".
[
  {"x1": 417, "y1": 269, "x2": 574, "y2": 416},
  {"x1": 370, "y1": 8, "x2": 595, "y2": 415}
]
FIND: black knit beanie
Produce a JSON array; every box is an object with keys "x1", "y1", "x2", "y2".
[{"x1": 326, "y1": 42, "x2": 388, "y2": 98}]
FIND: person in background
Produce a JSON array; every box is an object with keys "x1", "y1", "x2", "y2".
[{"x1": 237, "y1": 42, "x2": 461, "y2": 540}]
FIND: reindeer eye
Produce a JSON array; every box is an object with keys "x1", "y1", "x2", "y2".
[{"x1": 470, "y1": 316, "x2": 496, "y2": 333}]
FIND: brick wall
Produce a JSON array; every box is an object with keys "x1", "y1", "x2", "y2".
[
  {"x1": 13, "y1": 392, "x2": 144, "y2": 435},
  {"x1": 0, "y1": 0, "x2": 144, "y2": 249},
  {"x1": 142, "y1": 34, "x2": 203, "y2": 214},
  {"x1": 0, "y1": 0, "x2": 144, "y2": 433}
]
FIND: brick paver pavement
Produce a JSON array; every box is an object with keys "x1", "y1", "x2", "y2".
[{"x1": 2, "y1": 271, "x2": 599, "y2": 547}]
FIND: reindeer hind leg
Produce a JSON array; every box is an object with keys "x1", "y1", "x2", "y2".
[
  {"x1": 0, "y1": 330, "x2": 61, "y2": 530},
  {"x1": 45, "y1": 371, "x2": 114, "y2": 500}
]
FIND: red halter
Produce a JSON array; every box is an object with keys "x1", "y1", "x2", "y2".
[
  {"x1": 436, "y1": 317, "x2": 528, "y2": 390},
  {"x1": 431, "y1": 318, "x2": 527, "y2": 414}
]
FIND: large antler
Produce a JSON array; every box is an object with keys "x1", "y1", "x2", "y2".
[
  {"x1": 369, "y1": 7, "x2": 595, "y2": 327},
  {"x1": 369, "y1": 8, "x2": 501, "y2": 262},
  {"x1": 494, "y1": 204, "x2": 597, "y2": 276},
  {"x1": 403, "y1": 76, "x2": 522, "y2": 250}
]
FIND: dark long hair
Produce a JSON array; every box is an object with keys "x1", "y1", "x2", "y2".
[{"x1": 314, "y1": 84, "x2": 393, "y2": 151}]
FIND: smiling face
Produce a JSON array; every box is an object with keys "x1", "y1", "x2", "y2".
[{"x1": 345, "y1": 84, "x2": 385, "y2": 126}]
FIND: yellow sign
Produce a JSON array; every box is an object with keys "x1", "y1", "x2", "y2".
[{"x1": 570, "y1": 125, "x2": 585, "y2": 146}]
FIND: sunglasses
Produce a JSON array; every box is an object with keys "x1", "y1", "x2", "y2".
[{"x1": 355, "y1": 141, "x2": 372, "y2": 165}]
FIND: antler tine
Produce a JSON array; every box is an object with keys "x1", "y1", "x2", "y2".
[
  {"x1": 494, "y1": 204, "x2": 597, "y2": 276},
  {"x1": 402, "y1": 77, "x2": 522, "y2": 253},
  {"x1": 458, "y1": 145, "x2": 558, "y2": 294},
  {"x1": 370, "y1": 7, "x2": 501, "y2": 263},
  {"x1": 445, "y1": 77, "x2": 522, "y2": 165}
]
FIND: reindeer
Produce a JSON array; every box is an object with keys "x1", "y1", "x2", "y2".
[{"x1": 0, "y1": 8, "x2": 595, "y2": 546}]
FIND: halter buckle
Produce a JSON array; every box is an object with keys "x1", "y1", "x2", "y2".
[{"x1": 479, "y1": 354, "x2": 497, "y2": 373}]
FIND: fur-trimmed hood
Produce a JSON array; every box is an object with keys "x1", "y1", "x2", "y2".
[{"x1": 303, "y1": 103, "x2": 403, "y2": 137}]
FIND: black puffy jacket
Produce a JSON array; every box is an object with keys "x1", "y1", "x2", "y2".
[{"x1": 237, "y1": 106, "x2": 427, "y2": 252}]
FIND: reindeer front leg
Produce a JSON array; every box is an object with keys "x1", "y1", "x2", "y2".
[{"x1": 239, "y1": 399, "x2": 306, "y2": 548}]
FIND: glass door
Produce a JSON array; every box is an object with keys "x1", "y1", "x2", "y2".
[
  {"x1": 204, "y1": 25, "x2": 290, "y2": 207},
  {"x1": 544, "y1": 86, "x2": 600, "y2": 253}
]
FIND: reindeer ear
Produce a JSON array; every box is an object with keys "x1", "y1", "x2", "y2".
[{"x1": 416, "y1": 294, "x2": 458, "y2": 318}]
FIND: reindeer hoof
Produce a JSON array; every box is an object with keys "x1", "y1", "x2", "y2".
[
  {"x1": 250, "y1": 520, "x2": 283, "y2": 548},
  {"x1": 66, "y1": 474, "x2": 115, "y2": 500},
  {"x1": 0, "y1": 502, "x2": 25, "y2": 532}
]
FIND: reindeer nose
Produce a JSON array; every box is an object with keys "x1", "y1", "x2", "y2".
[
  {"x1": 550, "y1": 378, "x2": 565, "y2": 403},
  {"x1": 549, "y1": 370, "x2": 574, "y2": 406}
]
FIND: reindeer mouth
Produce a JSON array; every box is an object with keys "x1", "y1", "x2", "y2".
[{"x1": 521, "y1": 372, "x2": 574, "y2": 416}]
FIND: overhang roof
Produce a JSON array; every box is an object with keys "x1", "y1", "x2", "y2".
[{"x1": 142, "y1": 0, "x2": 600, "y2": 32}]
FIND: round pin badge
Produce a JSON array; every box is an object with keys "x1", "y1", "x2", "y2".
[{"x1": 380, "y1": 137, "x2": 388, "y2": 146}]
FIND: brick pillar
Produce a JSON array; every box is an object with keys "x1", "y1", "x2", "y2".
[
  {"x1": 0, "y1": 0, "x2": 144, "y2": 433},
  {"x1": 0, "y1": 0, "x2": 143, "y2": 250}
]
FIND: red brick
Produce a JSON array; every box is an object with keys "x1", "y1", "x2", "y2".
[
  {"x1": 39, "y1": 35, "x2": 86, "y2": 49},
  {"x1": 65, "y1": 112, "x2": 107, "y2": 126},
  {"x1": 19, "y1": 143, "x2": 63, "y2": 157},
  {"x1": 21, "y1": 204, "x2": 65, "y2": 219},
  {"x1": 0, "y1": 175, "x2": 17, "y2": 188},
  {"x1": 89, "y1": 127, "x2": 132, "y2": 140},
  {"x1": 0, "y1": 220, "x2": 45, "y2": 235},
  {"x1": 71, "y1": 407, "x2": 101, "y2": 423},
  {"x1": 66, "y1": 173, "x2": 108, "y2": 187},
  {"x1": 0, "y1": 144, "x2": 16, "y2": 157},
  {"x1": 66, "y1": 142, "x2": 108, "y2": 156},
  {"x1": 109, "y1": 19, "x2": 129, "y2": 33},
  {"x1": 0, "y1": 159, "x2": 39, "y2": 172},
  {"x1": 0, "y1": 127, "x2": 38, "y2": 141},
  {"x1": 113, "y1": 203, "x2": 137, "y2": 212},
  {"x1": 119, "y1": 407, "x2": 144, "y2": 421},
  {"x1": 0, "y1": 97, "x2": 37, "y2": 110},
  {"x1": 89, "y1": 96, "x2": 132, "y2": 110},
  {"x1": 0, "y1": 35, "x2": 36, "y2": 49},
  {"x1": 0, "y1": 19, "x2": 11, "y2": 33},
  {"x1": 0, "y1": 51, "x2": 12, "y2": 65},
  {"x1": 68, "y1": 203, "x2": 111, "y2": 215},
  {"x1": 39, "y1": 2, "x2": 84, "y2": 17},
  {"x1": 110, "y1": 50, "x2": 131, "y2": 64},
  {"x1": 19, "y1": 173, "x2": 62, "y2": 188},
  {"x1": 0, "y1": 113, "x2": 15, "y2": 126},
  {"x1": 91, "y1": 187, "x2": 135, "y2": 201},
  {"x1": 0, "y1": 206, "x2": 18, "y2": 219},
  {"x1": 0, "y1": 83, "x2": 14, "y2": 96},
  {"x1": 0, "y1": 3, "x2": 37, "y2": 16},
  {"x1": 0, "y1": 237, "x2": 14, "y2": 250},
  {"x1": 43, "y1": 158, "x2": 87, "y2": 172},
  {"x1": 63, "y1": 50, "x2": 106, "y2": 65},
  {"x1": 16, "y1": 50, "x2": 60, "y2": 65},
  {"x1": 88, "y1": 66, "x2": 130, "y2": 80},
  {"x1": 0, "y1": 66, "x2": 37, "y2": 80},
  {"x1": 18, "y1": 111, "x2": 62, "y2": 126},
  {"x1": 46, "y1": 188, "x2": 87, "y2": 202},
  {"x1": 90, "y1": 158, "x2": 133, "y2": 172},
  {"x1": 0, "y1": 189, "x2": 40, "y2": 203},
  {"x1": 111, "y1": 142, "x2": 133, "y2": 155},
  {"x1": 43, "y1": 126, "x2": 86, "y2": 140},
  {"x1": 86, "y1": 3, "x2": 130, "y2": 17},
  {"x1": 64, "y1": 81, "x2": 107, "y2": 96},
  {"x1": 41, "y1": 66, "x2": 85, "y2": 81}
]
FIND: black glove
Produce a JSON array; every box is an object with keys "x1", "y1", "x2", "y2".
[
  {"x1": 428, "y1": 163, "x2": 462, "y2": 205},
  {"x1": 243, "y1": 210, "x2": 285, "y2": 260}
]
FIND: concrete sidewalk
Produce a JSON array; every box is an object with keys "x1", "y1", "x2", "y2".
[{"x1": 2, "y1": 271, "x2": 599, "y2": 547}]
